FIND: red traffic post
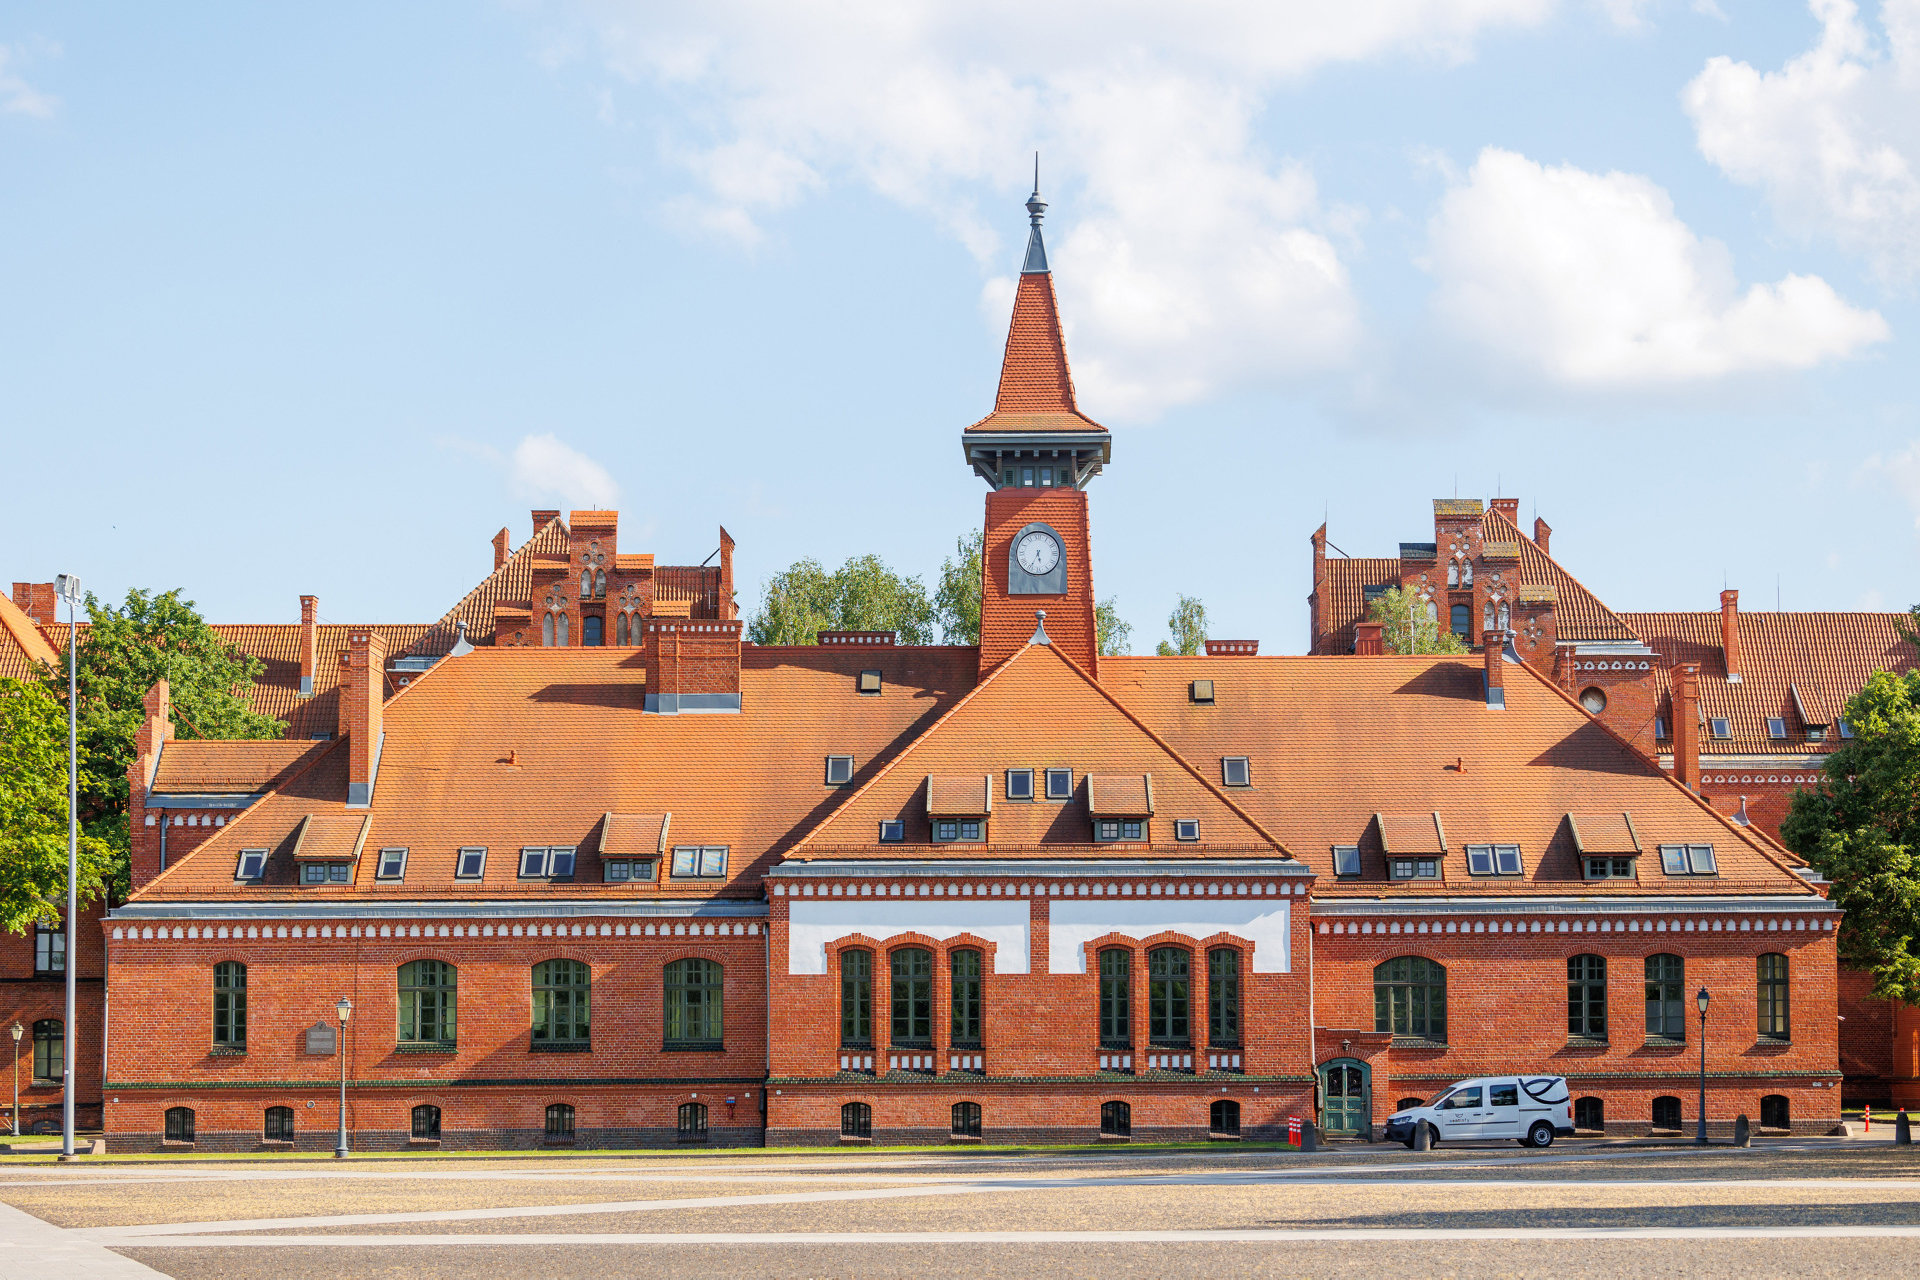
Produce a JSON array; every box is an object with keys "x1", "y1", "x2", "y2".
[{"x1": 1288, "y1": 1116, "x2": 1302, "y2": 1146}]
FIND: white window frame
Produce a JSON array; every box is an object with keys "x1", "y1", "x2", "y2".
[
  {"x1": 375, "y1": 847, "x2": 408, "y2": 880},
  {"x1": 1659, "y1": 844, "x2": 1718, "y2": 876},
  {"x1": 1332, "y1": 845, "x2": 1361, "y2": 877},
  {"x1": 878, "y1": 820, "x2": 905, "y2": 843},
  {"x1": 455, "y1": 847, "x2": 487, "y2": 879},
  {"x1": 1709, "y1": 718, "x2": 1731, "y2": 739},
  {"x1": 1221, "y1": 757, "x2": 1252, "y2": 788},
  {"x1": 824, "y1": 755, "x2": 855, "y2": 786},
  {"x1": 1006, "y1": 769, "x2": 1034, "y2": 801},
  {"x1": 1767, "y1": 717, "x2": 1787, "y2": 740},
  {"x1": 548, "y1": 847, "x2": 577, "y2": 878},
  {"x1": 671, "y1": 845, "x2": 729, "y2": 878},
  {"x1": 235, "y1": 849, "x2": 267, "y2": 881},
  {"x1": 1044, "y1": 768, "x2": 1073, "y2": 801},
  {"x1": 520, "y1": 847, "x2": 551, "y2": 878},
  {"x1": 1174, "y1": 819, "x2": 1200, "y2": 842}
]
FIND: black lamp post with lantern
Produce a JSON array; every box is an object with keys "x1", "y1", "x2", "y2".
[{"x1": 1695, "y1": 987, "x2": 1710, "y2": 1145}]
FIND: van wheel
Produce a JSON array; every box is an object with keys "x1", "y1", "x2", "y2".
[{"x1": 1526, "y1": 1121, "x2": 1554, "y2": 1148}]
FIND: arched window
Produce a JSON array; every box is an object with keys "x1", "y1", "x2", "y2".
[
  {"x1": 581, "y1": 570, "x2": 592, "y2": 598},
  {"x1": 1210, "y1": 1099, "x2": 1240, "y2": 1136},
  {"x1": 1483, "y1": 601, "x2": 1494, "y2": 631},
  {"x1": 546, "y1": 1103, "x2": 575, "y2": 1138},
  {"x1": 1208, "y1": 948, "x2": 1240, "y2": 1046},
  {"x1": 583, "y1": 615, "x2": 603, "y2": 646},
  {"x1": 398, "y1": 959, "x2": 457, "y2": 1046},
  {"x1": 952, "y1": 1101, "x2": 982, "y2": 1138},
  {"x1": 1099, "y1": 949, "x2": 1131, "y2": 1047},
  {"x1": 264, "y1": 1105, "x2": 294, "y2": 1142},
  {"x1": 891, "y1": 948, "x2": 933, "y2": 1047},
  {"x1": 841, "y1": 1101, "x2": 872, "y2": 1139},
  {"x1": 1757, "y1": 954, "x2": 1789, "y2": 1041},
  {"x1": 595, "y1": 570, "x2": 606, "y2": 598},
  {"x1": 213, "y1": 961, "x2": 247, "y2": 1050},
  {"x1": 1396, "y1": 1097, "x2": 1424, "y2": 1112},
  {"x1": 411, "y1": 1103, "x2": 441, "y2": 1139},
  {"x1": 1100, "y1": 1100, "x2": 1131, "y2": 1136},
  {"x1": 1374, "y1": 957, "x2": 1446, "y2": 1042},
  {"x1": 1645, "y1": 954, "x2": 1684, "y2": 1040},
  {"x1": 840, "y1": 949, "x2": 873, "y2": 1046},
  {"x1": 678, "y1": 1102, "x2": 707, "y2": 1140},
  {"x1": 1760, "y1": 1094, "x2": 1790, "y2": 1130},
  {"x1": 664, "y1": 958, "x2": 723, "y2": 1049},
  {"x1": 1651, "y1": 1096, "x2": 1682, "y2": 1130},
  {"x1": 1567, "y1": 955, "x2": 1607, "y2": 1040},
  {"x1": 1447, "y1": 562, "x2": 1459, "y2": 587},
  {"x1": 542, "y1": 614, "x2": 554, "y2": 647},
  {"x1": 164, "y1": 1106, "x2": 195, "y2": 1143},
  {"x1": 1449, "y1": 604, "x2": 1470, "y2": 640},
  {"x1": 615, "y1": 613, "x2": 628, "y2": 646},
  {"x1": 31, "y1": 1019, "x2": 62, "y2": 1083},
  {"x1": 532, "y1": 959, "x2": 590, "y2": 1047},
  {"x1": 1459, "y1": 561, "x2": 1472, "y2": 586},
  {"x1": 1574, "y1": 1097, "x2": 1604, "y2": 1131},
  {"x1": 1497, "y1": 602, "x2": 1509, "y2": 628},
  {"x1": 1425, "y1": 599, "x2": 1438, "y2": 623},
  {"x1": 1148, "y1": 948, "x2": 1190, "y2": 1045},
  {"x1": 951, "y1": 948, "x2": 983, "y2": 1047},
  {"x1": 556, "y1": 613, "x2": 569, "y2": 646}
]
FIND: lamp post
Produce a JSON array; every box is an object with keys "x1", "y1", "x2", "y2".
[
  {"x1": 1695, "y1": 987, "x2": 1711, "y2": 1145},
  {"x1": 10, "y1": 1021, "x2": 21, "y2": 1137},
  {"x1": 334, "y1": 997, "x2": 352, "y2": 1159},
  {"x1": 54, "y1": 573, "x2": 81, "y2": 1161}
]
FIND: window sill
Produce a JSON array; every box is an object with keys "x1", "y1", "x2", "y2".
[
  {"x1": 396, "y1": 1043, "x2": 457, "y2": 1054},
  {"x1": 408, "y1": 1138, "x2": 441, "y2": 1149},
  {"x1": 530, "y1": 1042, "x2": 592, "y2": 1053},
  {"x1": 1391, "y1": 1037, "x2": 1448, "y2": 1050},
  {"x1": 948, "y1": 1133, "x2": 982, "y2": 1143},
  {"x1": 838, "y1": 1135, "x2": 873, "y2": 1145},
  {"x1": 161, "y1": 1141, "x2": 194, "y2": 1150},
  {"x1": 1096, "y1": 1134, "x2": 1132, "y2": 1143},
  {"x1": 209, "y1": 1046, "x2": 247, "y2": 1057},
  {"x1": 663, "y1": 1042, "x2": 724, "y2": 1053},
  {"x1": 1564, "y1": 1037, "x2": 1609, "y2": 1050},
  {"x1": 1642, "y1": 1037, "x2": 1686, "y2": 1050},
  {"x1": 1753, "y1": 1037, "x2": 1791, "y2": 1049}
]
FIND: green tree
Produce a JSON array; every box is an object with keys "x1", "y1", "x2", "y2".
[
  {"x1": 934, "y1": 530, "x2": 983, "y2": 645},
  {"x1": 1095, "y1": 599, "x2": 1132, "y2": 656},
  {"x1": 1366, "y1": 586, "x2": 1469, "y2": 655},
  {"x1": 51, "y1": 588, "x2": 284, "y2": 894},
  {"x1": 1780, "y1": 669, "x2": 1920, "y2": 1002},
  {"x1": 1155, "y1": 595, "x2": 1208, "y2": 656},
  {"x1": 747, "y1": 555, "x2": 935, "y2": 646},
  {"x1": 0, "y1": 678, "x2": 115, "y2": 932}
]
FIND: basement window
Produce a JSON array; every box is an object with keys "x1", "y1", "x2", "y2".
[
  {"x1": 825, "y1": 755, "x2": 855, "y2": 786},
  {"x1": 234, "y1": 849, "x2": 267, "y2": 881},
  {"x1": 670, "y1": 846, "x2": 729, "y2": 878},
  {"x1": 857, "y1": 669, "x2": 883, "y2": 696},
  {"x1": 1584, "y1": 856, "x2": 1636, "y2": 880},
  {"x1": 603, "y1": 858, "x2": 656, "y2": 883},
  {"x1": 1221, "y1": 757, "x2": 1252, "y2": 788},
  {"x1": 302, "y1": 862, "x2": 351, "y2": 884},
  {"x1": 455, "y1": 847, "x2": 487, "y2": 879},
  {"x1": 1658, "y1": 844, "x2": 1718, "y2": 876},
  {"x1": 1190, "y1": 679, "x2": 1215, "y2": 705},
  {"x1": 1045, "y1": 768, "x2": 1073, "y2": 800},
  {"x1": 375, "y1": 847, "x2": 408, "y2": 880},
  {"x1": 1709, "y1": 718, "x2": 1731, "y2": 739},
  {"x1": 1767, "y1": 718, "x2": 1787, "y2": 740},
  {"x1": 1006, "y1": 769, "x2": 1034, "y2": 801},
  {"x1": 933, "y1": 821, "x2": 983, "y2": 843},
  {"x1": 1332, "y1": 845, "x2": 1362, "y2": 877},
  {"x1": 1390, "y1": 858, "x2": 1439, "y2": 880},
  {"x1": 1466, "y1": 844, "x2": 1523, "y2": 876},
  {"x1": 878, "y1": 820, "x2": 905, "y2": 843},
  {"x1": 1174, "y1": 819, "x2": 1200, "y2": 842}
]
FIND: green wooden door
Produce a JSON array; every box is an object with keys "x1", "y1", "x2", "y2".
[{"x1": 1320, "y1": 1058, "x2": 1370, "y2": 1135}]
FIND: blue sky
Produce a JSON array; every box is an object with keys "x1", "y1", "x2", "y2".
[{"x1": 3, "y1": 2, "x2": 1917, "y2": 652}]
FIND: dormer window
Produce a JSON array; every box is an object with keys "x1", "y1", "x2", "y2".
[
  {"x1": 1807, "y1": 724, "x2": 1826, "y2": 741},
  {"x1": 1045, "y1": 768, "x2": 1073, "y2": 800},
  {"x1": 603, "y1": 858, "x2": 656, "y2": 882},
  {"x1": 455, "y1": 847, "x2": 487, "y2": 878},
  {"x1": 1654, "y1": 718, "x2": 1668, "y2": 740},
  {"x1": 302, "y1": 863, "x2": 351, "y2": 884},
  {"x1": 235, "y1": 849, "x2": 267, "y2": 881},
  {"x1": 878, "y1": 820, "x2": 905, "y2": 843},
  {"x1": 824, "y1": 755, "x2": 855, "y2": 786},
  {"x1": 1332, "y1": 845, "x2": 1361, "y2": 877},
  {"x1": 1390, "y1": 858, "x2": 1439, "y2": 880},
  {"x1": 1838, "y1": 719, "x2": 1854, "y2": 740},
  {"x1": 1767, "y1": 717, "x2": 1787, "y2": 740},
  {"x1": 1584, "y1": 856, "x2": 1636, "y2": 880},
  {"x1": 934, "y1": 820, "x2": 983, "y2": 843},
  {"x1": 1006, "y1": 769, "x2": 1034, "y2": 801},
  {"x1": 857, "y1": 669, "x2": 883, "y2": 695},
  {"x1": 1096, "y1": 820, "x2": 1145, "y2": 842},
  {"x1": 1465, "y1": 844, "x2": 1522, "y2": 876},
  {"x1": 1221, "y1": 757, "x2": 1251, "y2": 788},
  {"x1": 1190, "y1": 679, "x2": 1214, "y2": 705},
  {"x1": 375, "y1": 847, "x2": 408, "y2": 880}
]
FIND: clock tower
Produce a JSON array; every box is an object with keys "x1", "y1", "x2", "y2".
[{"x1": 966, "y1": 171, "x2": 1110, "y2": 677}]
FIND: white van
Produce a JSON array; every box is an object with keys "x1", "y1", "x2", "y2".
[{"x1": 1382, "y1": 1076, "x2": 1573, "y2": 1148}]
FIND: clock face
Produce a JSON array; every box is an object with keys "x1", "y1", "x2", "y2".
[{"x1": 1015, "y1": 530, "x2": 1061, "y2": 576}]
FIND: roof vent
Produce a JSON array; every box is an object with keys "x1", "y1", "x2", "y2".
[
  {"x1": 1031, "y1": 610, "x2": 1050, "y2": 645},
  {"x1": 819, "y1": 631, "x2": 896, "y2": 646}
]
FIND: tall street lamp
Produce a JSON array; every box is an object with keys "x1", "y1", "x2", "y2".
[
  {"x1": 1695, "y1": 987, "x2": 1711, "y2": 1145},
  {"x1": 54, "y1": 573, "x2": 81, "y2": 1162},
  {"x1": 334, "y1": 997, "x2": 352, "y2": 1159},
  {"x1": 10, "y1": 1021, "x2": 22, "y2": 1137}
]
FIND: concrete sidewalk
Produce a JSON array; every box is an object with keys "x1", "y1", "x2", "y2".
[{"x1": 0, "y1": 1201, "x2": 169, "y2": 1278}]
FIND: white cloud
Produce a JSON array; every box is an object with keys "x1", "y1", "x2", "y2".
[
  {"x1": 0, "y1": 43, "x2": 57, "y2": 118},
  {"x1": 1684, "y1": 0, "x2": 1920, "y2": 282},
  {"x1": 1871, "y1": 439, "x2": 1920, "y2": 526},
  {"x1": 554, "y1": 1, "x2": 1553, "y2": 416},
  {"x1": 1424, "y1": 147, "x2": 1888, "y2": 386},
  {"x1": 509, "y1": 433, "x2": 620, "y2": 508}
]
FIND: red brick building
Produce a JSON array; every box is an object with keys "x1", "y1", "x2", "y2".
[{"x1": 18, "y1": 187, "x2": 1847, "y2": 1150}]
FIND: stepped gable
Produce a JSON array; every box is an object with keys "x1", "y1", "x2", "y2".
[
  {"x1": 791, "y1": 641, "x2": 1284, "y2": 858},
  {"x1": 1626, "y1": 609, "x2": 1918, "y2": 756},
  {"x1": 1102, "y1": 652, "x2": 1817, "y2": 897},
  {"x1": 1479, "y1": 504, "x2": 1638, "y2": 644},
  {"x1": 406, "y1": 513, "x2": 572, "y2": 658},
  {"x1": 130, "y1": 642, "x2": 978, "y2": 902}
]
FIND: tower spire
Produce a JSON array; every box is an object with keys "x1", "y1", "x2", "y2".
[{"x1": 1022, "y1": 152, "x2": 1049, "y2": 274}]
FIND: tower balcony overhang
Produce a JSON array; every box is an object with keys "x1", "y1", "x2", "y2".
[{"x1": 963, "y1": 419, "x2": 1112, "y2": 489}]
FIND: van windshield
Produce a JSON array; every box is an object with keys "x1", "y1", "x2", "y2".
[{"x1": 1425, "y1": 1088, "x2": 1456, "y2": 1107}]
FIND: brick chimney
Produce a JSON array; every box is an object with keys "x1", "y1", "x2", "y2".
[
  {"x1": 1490, "y1": 498, "x2": 1519, "y2": 524},
  {"x1": 1310, "y1": 524, "x2": 1329, "y2": 650},
  {"x1": 1354, "y1": 621, "x2": 1384, "y2": 656},
  {"x1": 127, "y1": 680, "x2": 174, "y2": 888},
  {"x1": 12, "y1": 582, "x2": 57, "y2": 627},
  {"x1": 717, "y1": 526, "x2": 738, "y2": 620},
  {"x1": 1532, "y1": 517, "x2": 1551, "y2": 554},
  {"x1": 643, "y1": 618, "x2": 743, "y2": 714},
  {"x1": 532, "y1": 509, "x2": 560, "y2": 535},
  {"x1": 1483, "y1": 630, "x2": 1507, "y2": 708},
  {"x1": 297, "y1": 595, "x2": 318, "y2": 696},
  {"x1": 1720, "y1": 589, "x2": 1741, "y2": 683},
  {"x1": 492, "y1": 528, "x2": 510, "y2": 572},
  {"x1": 342, "y1": 630, "x2": 388, "y2": 805},
  {"x1": 1671, "y1": 661, "x2": 1701, "y2": 792}
]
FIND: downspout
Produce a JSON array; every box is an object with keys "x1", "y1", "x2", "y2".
[
  {"x1": 762, "y1": 908, "x2": 772, "y2": 1146},
  {"x1": 1305, "y1": 886, "x2": 1318, "y2": 1130},
  {"x1": 100, "y1": 921, "x2": 110, "y2": 1137},
  {"x1": 158, "y1": 810, "x2": 167, "y2": 873}
]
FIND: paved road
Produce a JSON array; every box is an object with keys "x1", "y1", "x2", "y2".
[{"x1": 3, "y1": 1139, "x2": 1918, "y2": 1278}]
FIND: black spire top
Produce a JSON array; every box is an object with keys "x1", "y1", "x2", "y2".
[{"x1": 1021, "y1": 153, "x2": 1049, "y2": 275}]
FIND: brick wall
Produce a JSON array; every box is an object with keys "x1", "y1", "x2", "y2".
[
  {"x1": 980, "y1": 489, "x2": 1098, "y2": 674},
  {"x1": 2, "y1": 900, "x2": 108, "y2": 1132}
]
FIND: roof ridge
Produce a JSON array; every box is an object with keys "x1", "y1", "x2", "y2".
[
  {"x1": 0, "y1": 592, "x2": 60, "y2": 667},
  {"x1": 406, "y1": 515, "x2": 571, "y2": 658},
  {"x1": 1481, "y1": 506, "x2": 1641, "y2": 645}
]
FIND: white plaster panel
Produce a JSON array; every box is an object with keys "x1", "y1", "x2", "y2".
[
  {"x1": 1048, "y1": 900, "x2": 1291, "y2": 974},
  {"x1": 787, "y1": 900, "x2": 1031, "y2": 975}
]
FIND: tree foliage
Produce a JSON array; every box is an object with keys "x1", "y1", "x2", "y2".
[
  {"x1": 1095, "y1": 599, "x2": 1132, "y2": 657},
  {"x1": 934, "y1": 530, "x2": 983, "y2": 645},
  {"x1": 1155, "y1": 595, "x2": 1208, "y2": 657},
  {"x1": 1781, "y1": 669, "x2": 1920, "y2": 1002},
  {"x1": 1365, "y1": 586, "x2": 1469, "y2": 655},
  {"x1": 747, "y1": 556, "x2": 935, "y2": 646},
  {"x1": 0, "y1": 678, "x2": 115, "y2": 932}
]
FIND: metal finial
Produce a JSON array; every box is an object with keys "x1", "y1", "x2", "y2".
[
  {"x1": 1030, "y1": 609, "x2": 1051, "y2": 645},
  {"x1": 1025, "y1": 152, "x2": 1046, "y2": 224},
  {"x1": 1021, "y1": 154, "x2": 1050, "y2": 274}
]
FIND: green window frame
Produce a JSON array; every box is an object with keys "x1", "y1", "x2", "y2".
[
  {"x1": 840, "y1": 949, "x2": 873, "y2": 1046},
  {"x1": 32, "y1": 1019, "x2": 62, "y2": 1083},
  {"x1": 1098, "y1": 948, "x2": 1131, "y2": 1048},
  {"x1": 212, "y1": 961, "x2": 247, "y2": 1050},
  {"x1": 1148, "y1": 947, "x2": 1190, "y2": 1046},
  {"x1": 397, "y1": 959, "x2": 457, "y2": 1047},
  {"x1": 1757, "y1": 953, "x2": 1789, "y2": 1041},
  {"x1": 1645, "y1": 953, "x2": 1685, "y2": 1040},
  {"x1": 1207, "y1": 948, "x2": 1240, "y2": 1046},
  {"x1": 531, "y1": 958, "x2": 591, "y2": 1048},
  {"x1": 1374, "y1": 956, "x2": 1446, "y2": 1042},
  {"x1": 664, "y1": 958, "x2": 723, "y2": 1049},
  {"x1": 891, "y1": 947, "x2": 933, "y2": 1047},
  {"x1": 1567, "y1": 954, "x2": 1607, "y2": 1040},
  {"x1": 951, "y1": 948, "x2": 983, "y2": 1047}
]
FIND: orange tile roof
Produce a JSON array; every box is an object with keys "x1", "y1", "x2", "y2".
[
  {"x1": 289, "y1": 813, "x2": 371, "y2": 862},
  {"x1": 1375, "y1": 812, "x2": 1445, "y2": 855},
  {"x1": 1313, "y1": 557, "x2": 1401, "y2": 654},
  {"x1": 926, "y1": 775, "x2": 993, "y2": 817},
  {"x1": 0, "y1": 593, "x2": 60, "y2": 678},
  {"x1": 405, "y1": 515, "x2": 571, "y2": 658},
  {"x1": 1101, "y1": 654, "x2": 1816, "y2": 898},
  {"x1": 153, "y1": 740, "x2": 328, "y2": 794},
  {"x1": 601, "y1": 812, "x2": 671, "y2": 858},
  {"x1": 1624, "y1": 610, "x2": 1918, "y2": 757},
  {"x1": 1087, "y1": 773, "x2": 1153, "y2": 816},
  {"x1": 967, "y1": 273, "x2": 1106, "y2": 435},
  {"x1": 1479, "y1": 506, "x2": 1638, "y2": 644},
  {"x1": 1567, "y1": 812, "x2": 1640, "y2": 853}
]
